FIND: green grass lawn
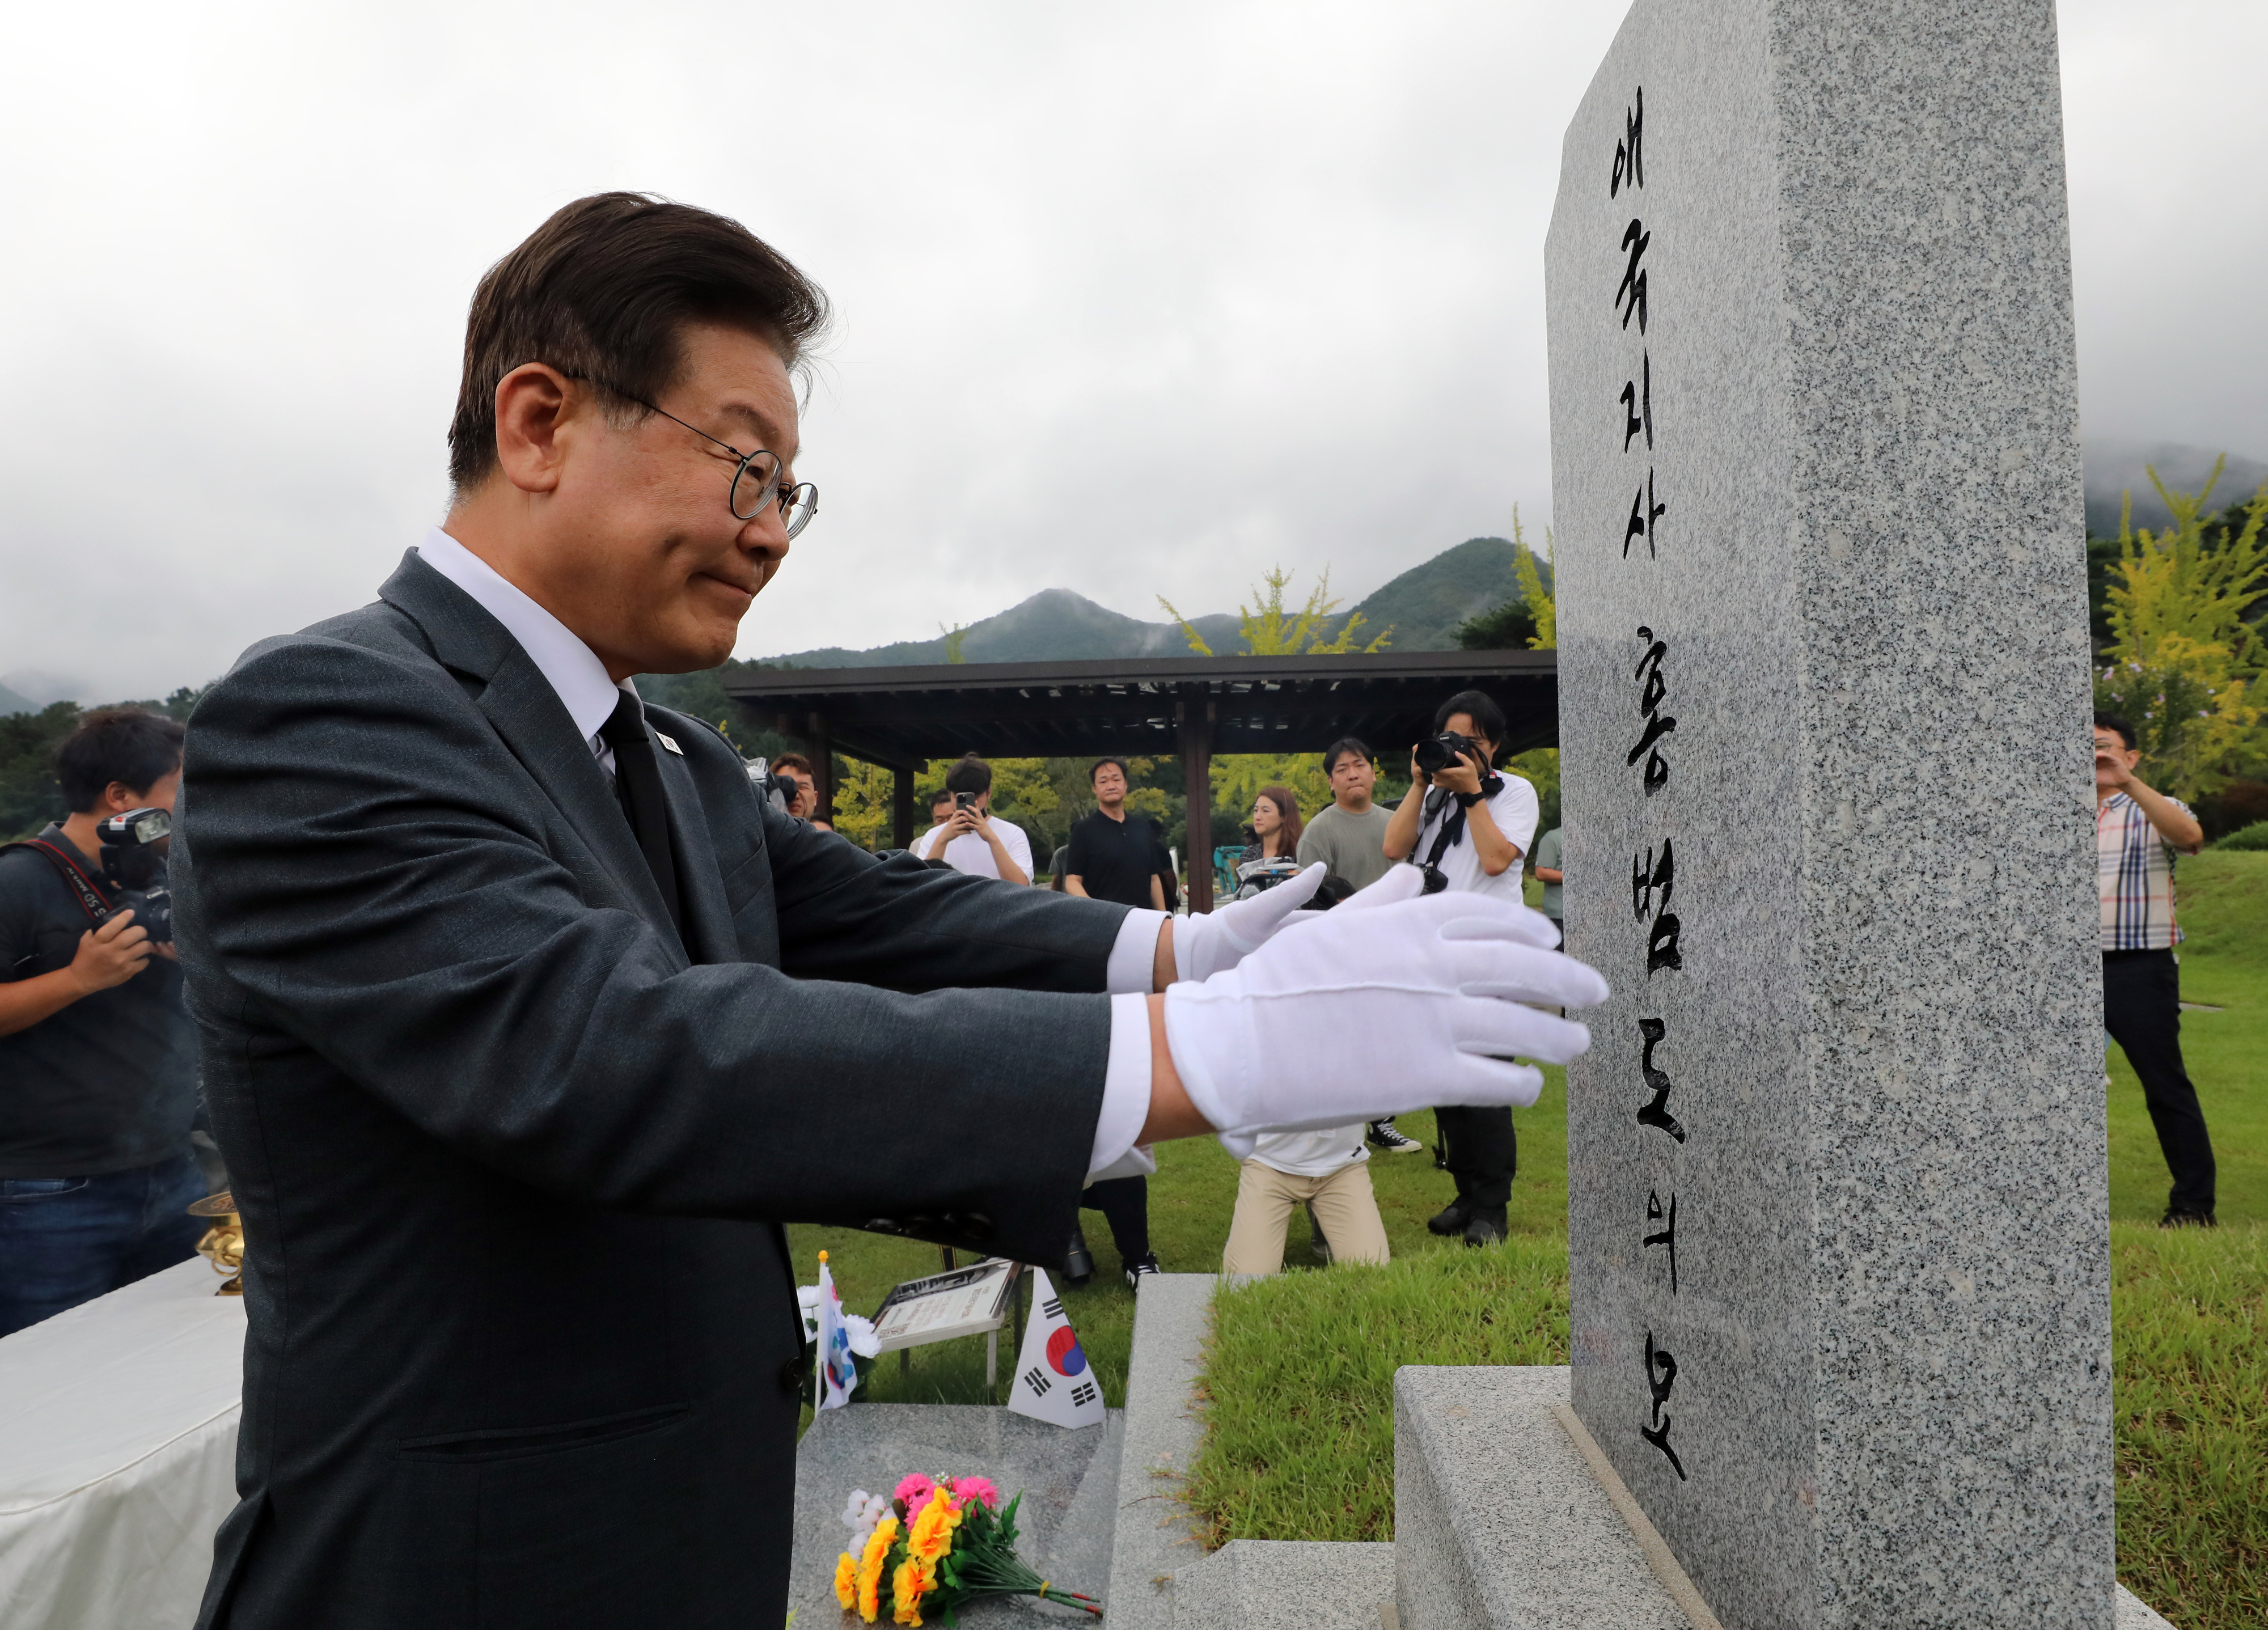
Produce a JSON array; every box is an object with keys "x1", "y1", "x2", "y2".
[{"x1": 795, "y1": 854, "x2": 2266, "y2": 1626}]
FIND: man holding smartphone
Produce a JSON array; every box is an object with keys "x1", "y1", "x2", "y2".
[
  {"x1": 2094, "y1": 713, "x2": 2215, "y2": 1226},
  {"x1": 917, "y1": 754, "x2": 1031, "y2": 884}
]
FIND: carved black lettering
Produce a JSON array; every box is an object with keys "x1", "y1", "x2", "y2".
[
  {"x1": 1637, "y1": 1018, "x2": 1687, "y2": 1142},
  {"x1": 1644, "y1": 1189, "x2": 1678, "y2": 1294},
  {"x1": 1616, "y1": 219, "x2": 1650, "y2": 333},
  {"x1": 1640, "y1": 1329, "x2": 1687, "y2": 1480},
  {"x1": 1610, "y1": 87, "x2": 1644, "y2": 197}
]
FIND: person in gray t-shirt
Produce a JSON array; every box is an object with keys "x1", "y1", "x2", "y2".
[
  {"x1": 1297, "y1": 738, "x2": 1421, "y2": 1154},
  {"x1": 1531, "y1": 825, "x2": 1563, "y2": 949},
  {"x1": 1297, "y1": 737, "x2": 1395, "y2": 895}
]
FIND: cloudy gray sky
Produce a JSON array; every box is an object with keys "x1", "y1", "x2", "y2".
[{"x1": 2, "y1": 0, "x2": 2261, "y2": 702}]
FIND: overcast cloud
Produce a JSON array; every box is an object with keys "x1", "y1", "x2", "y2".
[{"x1": 1, "y1": 0, "x2": 2261, "y2": 701}]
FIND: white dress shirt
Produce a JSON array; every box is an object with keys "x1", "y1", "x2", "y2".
[{"x1": 414, "y1": 528, "x2": 1158, "y2": 1177}]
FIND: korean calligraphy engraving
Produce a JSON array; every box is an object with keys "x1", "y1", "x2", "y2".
[
  {"x1": 1628, "y1": 626, "x2": 1674, "y2": 791},
  {"x1": 1610, "y1": 83, "x2": 1662, "y2": 561},
  {"x1": 1640, "y1": 1331, "x2": 1687, "y2": 1480},
  {"x1": 1610, "y1": 86, "x2": 1692, "y2": 1484}
]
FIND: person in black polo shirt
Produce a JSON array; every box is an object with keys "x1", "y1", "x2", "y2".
[
  {"x1": 1060, "y1": 756, "x2": 1165, "y2": 1286},
  {"x1": 1064, "y1": 756, "x2": 1165, "y2": 909},
  {"x1": 0, "y1": 708, "x2": 204, "y2": 1336}
]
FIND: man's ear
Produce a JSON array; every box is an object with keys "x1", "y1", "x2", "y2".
[{"x1": 492, "y1": 363, "x2": 579, "y2": 496}]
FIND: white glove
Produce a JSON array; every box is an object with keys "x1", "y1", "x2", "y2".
[
  {"x1": 1161, "y1": 865, "x2": 1607, "y2": 1159},
  {"x1": 1170, "y1": 861, "x2": 1326, "y2": 981}
]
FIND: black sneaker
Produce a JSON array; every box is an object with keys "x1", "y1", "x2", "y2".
[
  {"x1": 1426, "y1": 1201, "x2": 1471, "y2": 1237},
  {"x1": 2160, "y1": 1208, "x2": 2218, "y2": 1229},
  {"x1": 1461, "y1": 1210, "x2": 1508, "y2": 1247},
  {"x1": 1367, "y1": 1119, "x2": 1424, "y2": 1154},
  {"x1": 1124, "y1": 1252, "x2": 1162, "y2": 1293}
]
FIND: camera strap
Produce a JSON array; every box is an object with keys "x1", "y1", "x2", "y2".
[{"x1": 0, "y1": 840, "x2": 114, "y2": 927}]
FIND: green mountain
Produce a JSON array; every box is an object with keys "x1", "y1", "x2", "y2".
[
  {"x1": 0, "y1": 683, "x2": 38, "y2": 718},
  {"x1": 761, "y1": 536, "x2": 1540, "y2": 668}
]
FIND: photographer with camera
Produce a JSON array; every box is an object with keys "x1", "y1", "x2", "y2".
[
  {"x1": 917, "y1": 754, "x2": 1033, "y2": 884},
  {"x1": 0, "y1": 708, "x2": 205, "y2": 1335},
  {"x1": 1383, "y1": 689, "x2": 1541, "y2": 1245}
]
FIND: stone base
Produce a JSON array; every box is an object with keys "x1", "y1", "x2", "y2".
[
  {"x1": 1175, "y1": 1540, "x2": 1396, "y2": 1630},
  {"x1": 1104, "y1": 1274, "x2": 1217, "y2": 1630},
  {"x1": 1395, "y1": 1367, "x2": 1704, "y2": 1630},
  {"x1": 790, "y1": 1402, "x2": 1122, "y2": 1625}
]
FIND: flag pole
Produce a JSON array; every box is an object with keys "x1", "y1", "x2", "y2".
[{"x1": 814, "y1": 1250, "x2": 827, "y2": 1416}]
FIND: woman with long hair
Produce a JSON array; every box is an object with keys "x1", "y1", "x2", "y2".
[{"x1": 1233, "y1": 786, "x2": 1306, "y2": 899}]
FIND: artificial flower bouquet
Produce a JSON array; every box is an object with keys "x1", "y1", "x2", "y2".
[{"x1": 834, "y1": 1472, "x2": 1101, "y2": 1625}]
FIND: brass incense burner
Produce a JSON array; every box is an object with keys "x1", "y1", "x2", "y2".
[{"x1": 188, "y1": 1191, "x2": 244, "y2": 1295}]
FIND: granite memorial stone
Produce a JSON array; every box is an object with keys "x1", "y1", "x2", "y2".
[{"x1": 1547, "y1": 2, "x2": 2112, "y2": 1627}]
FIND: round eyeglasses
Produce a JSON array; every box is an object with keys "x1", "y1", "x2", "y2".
[{"x1": 576, "y1": 377, "x2": 817, "y2": 539}]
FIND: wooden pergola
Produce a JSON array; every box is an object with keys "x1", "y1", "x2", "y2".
[{"x1": 724, "y1": 648, "x2": 1556, "y2": 912}]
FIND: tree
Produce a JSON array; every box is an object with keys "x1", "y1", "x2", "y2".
[
  {"x1": 1452, "y1": 507, "x2": 1555, "y2": 651},
  {"x1": 2094, "y1": 460, "x2": 2268, "y2": 802},
  {"x1": 938, "y1": 623, "x2": 968, "y2": 664},
  {"x1": 1158, "y1": 566, "x2": 1392, "y2": 658}
]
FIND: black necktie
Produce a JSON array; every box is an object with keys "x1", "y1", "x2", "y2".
[{"x1": 598, "y1": 692, "x2": 684, "y2": 943}]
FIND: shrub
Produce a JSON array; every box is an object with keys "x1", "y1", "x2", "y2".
[{"x1": 2216, "y1": 820, "x2": 2268, "y2": 852}]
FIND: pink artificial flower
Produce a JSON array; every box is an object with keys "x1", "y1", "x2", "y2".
[
  {"x1": 894, "y1": 1473, "x2": 937, "y2": 1511},
  {"x1": 949, "y1": 1476, "x2": 1001, "y2": 1512}
]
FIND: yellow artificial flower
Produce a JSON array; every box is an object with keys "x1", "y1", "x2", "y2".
[
  {"x1": 891, "y1": 1557, "x2": 931, "y2": 1625},
  {"x1": 834, "y1": 1552, "x2": 858, "y2": 1608},
  {"x1": 909, "y1": 1494, "x2": 960, "y2": 1564},
  {"x1": 856, "y1": 1517, "x2": 898, "y2": 1623}
]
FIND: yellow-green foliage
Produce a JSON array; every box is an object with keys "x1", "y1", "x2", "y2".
[
  {"x1": 1160, "y1": 566, "x2": 1392, "y2": 658},
  {"x1": 1510, "y1": 507, "x2": 1556, "y2": 650},
  {"x1": 2097, "y1": 463, "x2": 2268, "y2": 801}
]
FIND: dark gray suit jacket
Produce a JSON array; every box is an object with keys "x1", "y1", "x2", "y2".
[{"x1": 171, "y1": 552, "x2": 1128, "y2": 1629}]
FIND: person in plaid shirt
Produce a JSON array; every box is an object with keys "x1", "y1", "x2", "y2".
[{"x1": 2094, "y1": 713, "x2": 2215, "y2": 1225}]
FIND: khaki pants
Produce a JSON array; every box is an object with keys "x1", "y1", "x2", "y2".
[{"x1": 1221, "y1": 1159, "x2": 1391, "y2": 1275}]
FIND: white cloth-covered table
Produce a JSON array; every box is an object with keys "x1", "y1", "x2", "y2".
[{"x1": 0, "y1": 1257, "x2": 244, "y2": 1628}]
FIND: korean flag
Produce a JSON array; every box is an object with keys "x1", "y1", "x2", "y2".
[{"x1": 1005, "y1": 1269, "x2": 1105, "y2": 1429}]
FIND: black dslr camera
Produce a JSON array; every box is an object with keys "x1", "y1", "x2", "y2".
[
  {"x1": 1413, "y1": 730, "x2": 1484, "y2": 778},
  {"x1": 96, "y1": 806, "x2": 174, "y2": 945},
  {"x1": 745, "y1": 757, "x2": 795, "y2": 815}
]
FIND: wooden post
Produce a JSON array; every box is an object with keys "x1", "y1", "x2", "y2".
[
  {"x1": 809, "y1": 712, "x2": 835, "y2": 826},
  {"x1": 892, "y1": 765, "x2": 914, "y2": 850},
  {"x1": 1178, "y1": 694, "x2": 1215, "y2": 913}
]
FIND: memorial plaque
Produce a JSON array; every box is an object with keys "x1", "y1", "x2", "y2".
[{"x1": 1548, "y1": 2, "x2": 2113, "y2": 1625}]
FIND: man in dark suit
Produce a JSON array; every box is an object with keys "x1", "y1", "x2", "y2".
[{"x1": 171, "y1": 193, "x2": 1603, "y2": 1629}]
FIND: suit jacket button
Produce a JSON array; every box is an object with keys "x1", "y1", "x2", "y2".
[{"x1": 780, "y1": 1355, "x2": 810, "y2": 1396}]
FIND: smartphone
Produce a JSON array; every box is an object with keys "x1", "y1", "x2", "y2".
[{"x1": 954, "y1": 791, "x2": 979, "y2": 810}]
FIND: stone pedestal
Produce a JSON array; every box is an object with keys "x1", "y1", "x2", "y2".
[{"x1": 1546, "y1": 2, "x2": 2112, "y2": 1627}]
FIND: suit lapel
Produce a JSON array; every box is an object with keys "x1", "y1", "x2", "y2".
[
  {"x1": 648, "y1": 722, "x2": 737, "y2": 966},
  {"x1": 376, "y1": 552, "x2": 689, "y2": 964}
]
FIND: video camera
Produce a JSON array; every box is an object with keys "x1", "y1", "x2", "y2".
[{"x1": 95, "y1": 806, "x2": 175, "y2": 945}]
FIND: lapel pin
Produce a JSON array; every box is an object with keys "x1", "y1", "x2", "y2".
[{"x1": 655, "y1": 733, "x2": 684, "y2": 756}]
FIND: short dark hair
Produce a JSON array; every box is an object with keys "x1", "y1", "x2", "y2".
[
  {"x1": 56, "y1": 709, "x2": 186, "y2": 812},
  {"x1": 943, "y1": 755, "x2": 992, "y2": 797},
  {"x1": 447, "y1": 192, "x2": 831, "y2": 491},
  {"x1": 1435, "y1": 689, "x2": 1509, "y2": 757},
  {"x1": 1090, "y1": 756, "x2": 1131, "y2": 785},
  {"x1": 770, "y1": 752, "x2": 813, "y2": 778},
  {"x1": 1322, "y1": 737, "x2": 1373, "y2": 777},
  {"x1": 930, "y1": 786, "x2": 956, "y2": 808},
  {"x1": 2094, "y1": 713, "x2": 2137, "y2": 751}
]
